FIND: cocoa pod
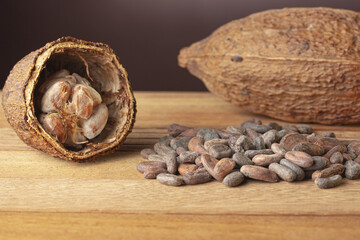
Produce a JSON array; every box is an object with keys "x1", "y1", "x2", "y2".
[
  {"x1": 178, "y1": 8, "x2": 360, "y2": 124},
  {"x1": 2, "y1": 37, "x2": 136, "y2": 162}
]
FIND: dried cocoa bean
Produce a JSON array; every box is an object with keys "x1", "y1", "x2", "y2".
[
  {"x1": 344, "y1": 160, "x2": 360, "y2": 180},
  {"x1": 243, "y1": 122, "x2": 271, "y2": 134},
  {"x1": 263, "y1": 130, "x2": 280, "y2": 148},
  {"x1": 285, "y1": 151, "x2": 314, "y2": 168},
  {"x1": 156, "y1": 173, "x2": 183, "y2": 186},
  {"x1": 196, "y1": 128, "x2": 213, "y2": 138},
  {"x1": 303, "y1": 156, "x2": 327, "y2": 171},
  {"x1": 245, "y1": 149, "x2": 273, "y2": 159},
  {"x1": 137, "y1": 161, "x2": 167, "y2": 173},
  {"x1": 269, "y1": 163, "x2": 296, "y2": 182},
  {"x1": 178, "y1": 163, "x2": 199, "y2": 175},
  {"x1": 354, "y1": 156, "x2": 360, "y2": 164},
  {"x1": 165, "y1": 154, "x2": 178, "y2": 174},
  {"x1": 182, "y1": 168, "x2": 212, "y2": 185},
  {"x1": 266, "y1": 122, "x2": 282, "y2": 131},
  {"x1": 140, "y1": 148, "x2": 156, "y2": 159},
  {"x1": 296, "y1": 124, "x2": 313, "y2": 134},
  {"x1": 204, "y1": 138, "x2": 229, "y2": 151},
  {"x1": 204, "y1": 131, "x2": 220, "y2": 141},
  {"x1": 254, "y1": 136, "x2": 265, "y2": 150},
  {"x1": 321, "y1": 132, "x2": 336, "y2": 138},
  {"x1": 154, "y1": 142, "x2": 176, "y2": 156},
  {"x1": 213, "y1": 158, "x2": 236, "y2": 181},
  {"x1": 282, "y1": 125, "x2": 298, "y2": 132},
  {"x1": 280, "y1": 159, "x2": 305, "y2": 181},
  {"x1": 278, "y1": 129, "x2": 292, "y2": 140},
  {"x1": 330, "y1": 152, "x2": 344, "y2": 164},
  {"x1": 232, "y1": 152, "x2": 254, "y2": 167},
  {"x1": 280, "y1": 133, "x2": 308, "y2": 151},
  {"x1": 178, "y1": 151, "x2": 200, "y2": 164},
  {"x1": 226, "y1": 126, "x2": 245, "y2": 134},
  {"x1": 240, "y1": 165, "x2": 278, "y2": 182},
  {"x1": 314, "y1": 137, "x2": 343, "y2": 152},
  {"x1": 342, "y1": 153, "x2": 353, "y2": 162},
  {"x1": 252, "y1": 153, "x2": 284, "y2": 166},
  {"x1": 201, "y1": 154, "x2": 219, "y2": 177},
  {"x1": 159, "y1": 136, "x2": 173, "y2": 146},
  {"x1": 292, "y1": 142, "x2": 325, "y2": 156},
  {"x1": 347, "y1": 141, "x2": 360, "y2": 155},
  {"x1": 323, "y1": 145, "x2": 347, "y2": 159},
  {"x1": 144, "y1": 168, "x2": 168, "y2": 179},
  {"x1": 215, "y1": 129, "x2": 238, "y2": 139},
  {"x1": 188, "y1": 137, "x2": 208, "y2": 154},
  {"x1": 271, "y1": 143, "x2": 287, "y2": 155},
  {"x1": 240, "y1": 118, "x2": 262, "y2": 127},
  {"x1": 209, "y1": 144, "x2": 232, "y2": 159},
  {"x1": 168, "y1": 123, "x2": 190, "y2": 137},
  {"x1": 222, "y1": 171, "x2": 245, "y2": 187},
  {"x1": 195, "y1": 156, "x2": 203, "y2": 167},
  {"x1": 234, "y1": 135, "x2": 252, "y2": 152},
  {"x1": 313, "y1": 164, "x2": 345, "y2": 180},
  {"x1": 178, "y1": 128, "x2": 199, "y2": 137},
  {"x1": 170, "y1": 137, "x2": 191, "y2": 150},
  {"x1": 148, "y1": 154, "x2": 167, "y2": 162},
  {"x1": 176, "y1": 147, "x2": 187, "y2": 155},
  {"x1": 245, "y1": 127, "x2": 260, "y2": 142},
  {"x1": 315, "y1": 175, "x2": 342, "y2": 189}
]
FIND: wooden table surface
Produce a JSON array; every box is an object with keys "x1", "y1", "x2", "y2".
[{"x1": 1, "y1": 91, "x2": 360, "y2": 240}]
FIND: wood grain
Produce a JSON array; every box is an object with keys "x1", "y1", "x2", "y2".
[{"x1": 1, "y1": 91, "x2": 360, "y2": 239}]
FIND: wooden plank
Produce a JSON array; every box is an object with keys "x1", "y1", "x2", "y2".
[{"x1": 1, "y1": 211, "x2": 359, "y2": 240}]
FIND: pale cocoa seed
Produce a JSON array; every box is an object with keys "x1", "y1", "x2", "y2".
[
  {"x1": 269, "y1": 163, "x2": 296, "y2": 182},
  {"x1": 188, "y1": 137, "x2": 208, "y2": 154},
  {"x1": 280, "y1": 133, "x2": 308, "y2": 151},
  {"x1": 292, "y1": 142, "x2": 325, "y2": 156},
  {"x1": 168, "y1": 123, "x2": 190, "y2": 137},
  {"x1": 156, "y1": 173, "x2": 183, "y2": 186},
  {"x1": 222, "y1": 171, "x2": 245, "y2": 187},
  {"x1": 252, "y1": 153, "x2": 284, "y2": 166},
  {"x1": 303, "y1": 156, "x2": 327, "y2": 171},
  {"x1": 213, "y1": 158, "x2": 236, "y2": 181},
  {"x1": 204, "y1": 138, "x2": 229, "y2": 151},
  {"x1": 137, "y1": 161, "x2": 167, "y2": 173},
  {"x1": 344, "y1": 160, "x2": 360, "y2": 180},
  {"x1": 245, "y1": 149, "x2": 273, "y2": 159},
  {"x1": 178, "y1": 151, "x2": 200, "y2": 164},
  {"x1": 182, "y1": 168, "x2": 212, "y2": 185},
  {"x1": 315, "y1": 175, "x2": 342, "y2": 189},
  {"x1": 330, "y1": 152, "x2": 344, "y2": 164},
  {"x1": 285, "y1": 151, "x2": 314, "y2": 168},
  {"x1": 280, "y1": 159, "x2": 305, "y2": 181},
  {"x1": 240, "y1": 165, "x2": 279, "y2": 182},
  {"x1": 209, "y1": 144, "x2": 232, "y2": 159},
  {"x1": 271, "y1": 143, "x2": 287, "y2": 155},
  {"x1": 232, "y1": 152, "x2": 254, "y2": 167},
  {"x1": 178, "y1": 163, "x2": 199, "y2": 175},
  {"x1": 140, "y1": 148, "x2": 156, "y2": 159}
]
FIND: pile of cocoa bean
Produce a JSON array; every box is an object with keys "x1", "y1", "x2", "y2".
[{"x1": 137, "y1": 119, "x2": 360, "y2": 189}]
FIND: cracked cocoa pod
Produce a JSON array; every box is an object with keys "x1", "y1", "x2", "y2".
[
  {"x1": 178, "y1": 7, "x2": 360, "y2": 124},
  {"x1": 2, "y1": 36, "x2": 136, "y2": 162}
]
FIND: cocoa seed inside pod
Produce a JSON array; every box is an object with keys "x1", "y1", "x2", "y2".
[
  {"x1": 2, "y1": 36, "x2": 136, "y2": 162},
  {"x1": 178, "y1": 7, "x2": 360, "y2": 124}
]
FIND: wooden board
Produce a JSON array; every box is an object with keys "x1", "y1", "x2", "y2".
[{"x1": 1, "y1": 91, "x2": 360, "y2": 239}]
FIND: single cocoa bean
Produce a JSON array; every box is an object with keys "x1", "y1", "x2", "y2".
[
  {"x1": 154, "y1": 142, "x2": 176, "y2": 156},
  {"x1": 178, "y1": 128, "x2": 199, "y2": 137},
  {"x1": 314, "y1": 137, "x2": 343, "y2": 152},
  {"x1": 245, "y1": 149, "x2": 273, "y2": 159},
  {"x1": 178, "y1": 163, "x2": 199, "y2": 175},
  {"x1": 188, "y1": 137, "x2": 208, "y2": 154},
  {"x1": 195, "y1": 156, "x2": 203, "y2": 167},
  {"x1": 240, "y1": 165, "x2": 279, "y2": 182},
  {"x1": 271, "y1": 143, "x2": 287, "y2": 155},
  {"x1": 321, "y1": 132, "x2": 336, "y2": 138},
  {"x1": 213, "y1": 158, "x2": 236, "y2": 181},
  {"x1": 285, "y1": 151, "x2": 314, "y2": 168},
  {"x1": 282, "y1": 125, "x2": 298, "y2": 132},
  {"x1": 252, "y1": 153, "x2": 284, "y2": 166},
  {"x1": 182, "y1": 168, "x2": 212, "y2": 185},
  {"x1": 344, "y1": 160, "x2": 360, "y2": 180},
  {"x1": 323, "y1": 145, "x2": 347, "y2": 159},
  {"x1": 243, "y1": 122, "x2": 271, "y2": 134},
  {"x1": 165, "y1": 154, "x2": 178, "y2": 174},
  {"x1": 342, "y1": 153, "x2": 353, "y2": 162},
  {"x1": 204, "y1": 131, "x2": 220, "y2": 141},
  {"x1": 144, "y1": 168, "x2": 168, "y2": 179},
  {"x1": 269, "y1": 163, "x2": 296, "y2": 182},
  {"x1": 148, "y1": 154, "x2": 167, "y2": 162},
  {"x1": 178, "y1": 151, "x2": 200, "y2": 164},
  {"x1": 159, "y1": 136, "x2": 173, "y2": 146},
  {"x1": 201, "y1": 154, "x2": 219, "y2": 177},
  {"x1": 204, "y1": 138, "x2": 229, "y2": 151},
  {"x1": 245, "y1": 127, "x2": 260, "y2": 142},
  {"x1": 347, "y1": 141, "x2": 360, "y2": 155},
  {"x1": 315, "y1": 175, "x2": 342, "y2": 189},
  {"x1": 263, "y1": 130, "x2": 280, "y2": 148},
  {"x1": 354, "y1": 156, "x2": 360, "y2": 164},
  {"x1": 209, "y1": 144, "x2": 232, "y2": 159},
  {"x1": 156, "y1": 173, "x2": 183, "y2": 186},
  {"x1": 296, "y1": 124, "x2": 313, "y2": 134},
  {"x1": 168, "y1": 123, "x2": 190, "y2": 137},
  {"x1": 330, "y1": 152, "x2": 344, "y2": 164},
  {"x1": 280, "y1": 159, "x2": 305, "y2": 181},
  {"x1": 254, "y1": 136, "x2": 265, "y2": 150},
  {"x1": 140, "y1": 148, "x2": 156, "y2": 159},
  {"x1": 176, "y1": 147, "x2": 187, "y2": 155},
  {"x1": 137, "y1": 161, "x2": 167, "y2": 173},
  {"x1": 303, "y1": 156, "x2": 327, "y2": 171},
  {"x1": 222, "y1": 171, "x2": 245, "y2": 187},
  {"x1": 170, "y1": 137, "x2": 191, "y2": 150},
  {"x1": 280, "y1": 133, "x2": 308, "y2": 151},
  {"x1": 196, "y1": 128, "x2": 213, "y2": 138},
  {"x1": 278, "y1": 129, "x2": 292, "y2": 140},
  {"x1": 316, "y1": 164, "x2": 345, "y2": 179},
  {"x1": 266, "y1": 122, "x2": 282, "y2": 131},
  {"x1": 234, "y1": 135, "x2": 252, "y2": 152},
  {"x1": 232, "y1": 152, "x2": 254, "y2": 167},
  {"x1": 226, "y1": 126, "x2": 245, "y2": 134},
  {"x1": 240, "y1": 118, "x2": 262, "y2": 127},
  {"x1": 292, "y1": 142, "x2": 325, "y2": 156},
  {"x1": 215, "y1": 129, "x2": 238, "y2": 139}
]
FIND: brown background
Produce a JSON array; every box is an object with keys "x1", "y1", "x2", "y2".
[{"x1": 1, "y1": 0, "x2": 360, "y2": 91}]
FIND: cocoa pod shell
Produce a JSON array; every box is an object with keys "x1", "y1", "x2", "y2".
[
  {"x1": 178, "y1": 8, "x2": 360, "y2": 124},
  {"x1": 2, "y1": 36, "x2": 136, "y2": 162}
]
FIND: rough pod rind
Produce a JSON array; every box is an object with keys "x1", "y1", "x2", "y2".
[
  {"x1": 178, "y1": 7, "x2": 360, "y2": 124},
  {"x1": 2, "y1": 36, "x2": 136, "y2": 162}
]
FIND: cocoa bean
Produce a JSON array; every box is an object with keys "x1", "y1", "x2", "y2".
[
  {"x1": 176, "y1": 147, "x2": 187, "y2": 155},
  {"x1": 354, "y1": 156, "x2": 360, "y2": 164},
  {"x1": 201, "y1": 154, "x2": 219, "y2": 177},
  {"x1": 296, "y1": 124, "x2": 313, "y2": 134},
  {"x1": 292, "y1": 142, "x2": 325, "y2": 156},
  {"x1": 266, "y1": 122, "x2": 282, "y2": 131},
  {"x1": 263, "y1": 130, "x2": 280, "y2": 148},
  {"x1": 178, "y1": 128, "x2": 199, "y2": 137},
  {"x1": 148, "y1": 154, "x2": 167, "y2": 162},
  {"x1": 195, "y1": 156, "x2": 203, "y2": 167},
  {"x1": 144, "y1": 168, "x2": 168, "y2": 179},
  {"x1": 209, "y1": 144, "x2": 232, "y2": 159},
  {"x1": 330, "y1": 152, "x2": 344, "y2": 164},
  {"x1": 168, "y1": 123, "x2": 190, "y2": 137},
  {"x1": 254, "y1": 136, "x2": 265, "y2": 150},
  {"x1": 234, "y1": 135, "x2": 252, "y2": 152},
  {"x1": 170, "y1": 137, "x2": 191, "y2": 150},
  {"x1": 182, "y1": 168, "x2": 212, "y2": 185},
  {"x1": 245, "y1": 127, "x2": 260, "y2": 142},
  {"x1": 243, "y1": 122, "x2": 271, "y2": 134},
  {"x1": 240, "y1": 165, "x2": 279, "y2": 182},
  {"x1": 282, "y1": 125, "x2": 298, "y2": 132},
  {"x1": 315, "y1": 164, "x2": 345, "y2": 179},
  {"x1": 140, "y1": 148, "x2": 156, "y2": 159},
  {"x1": 342, "y1": 153, "x2": 353, "y2": 162},
  {"x1": 315, "y1": 175, "x2": 342, "y2": 189},
  {"x1": 204, "y1": 131, "x2": 220, "y2": 141},
  {"x1": 321, "y1": 132, "x2": 336, "y2": 138},
  {"x1": 178, "y1": 151, "x2": 200, "y2": 164},
  {"x1": 165, "y1": 154, "x2": 178, "y2": 174},
  {"x1": 232, "y1": 152, "x2": 254, "y2": 167},
  {"x1": 159, "y1": 136, "x2": 173, "y2": 146},
  {"x1": 285, "y1": 151, "x2": 314, "y2": 168},
  {"x1": 222, "y1": 171, "x2": 245, "y2": 187},
  {"x1": 226, "y1": 126, "x2": 245, "y2": 135},
  {"x1": 215, "y1": 129, "x2": 238, "y2": 139},
  {"x1": 280, "y1": 133, "x2": 308, "y2": 151},
  {"x1": 303, "y1": 156, "x2": 327, "y2": 171},
  {"x1": 271, "y1": 143, "x2": 287, "y2": 155},
  {"x1": 196, "y1": 128, "x2": 213, "y2": 138},
  {"x1": 344, "y1": 160, "x2": 360, "y2": 180},
  {"x1": 314, "y1": 137, "x2": 343, "y2": 152},
  {"x1": 178, "y1": 163, "x2": 199, "y2": 175},
  {"x1": 137, "y1": 161, "x2": 167, "y2": 173},
  {"x1": 213, "y1": 158, "x2": 236, "y2": 181},
  {"x1": 188, "y1": 137, "x2": 208, "y2": 154},
  {"x1": 154, "y1": 142, "x2": 176, "y2": 156},
  {"x1": 204, "y1": 138, "x2": 229, "y2": 151},
  {"x1": 278, "y1": 129, "x2": 292, "y2": 140},
  {"x1": 156, "y1": 173, "x2": 183, "y2": 186},
  {"x1": 252, "y1": 153, "x2": 284, "y2": 166},
  {"x1": 269, "y1": 163, "x2": 296, "y2": 182},
  {"x1": 240, "y1": 118, "x2": 262, "y2": 127},
  {"x1": 245, "y1": 149, "x2": 273, "y2": 159},
  {"x1": 323, "y1": 145, "x2": 347, "y2": 159},
  {"x1": 280, "y1": 159, "x2": 305, "y2": 181}
]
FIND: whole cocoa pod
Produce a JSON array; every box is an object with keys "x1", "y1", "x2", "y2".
[
  {"x1": 178, "y1": 8, "x2": 360, "y2": 124},
  {"x1": 2, "y1": 37, "x2": 136, "y2": 162}
]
